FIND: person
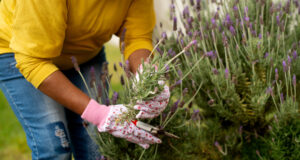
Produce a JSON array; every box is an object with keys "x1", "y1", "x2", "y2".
[{"x1": 0, "y1": 0, "x2": 170, "y2": 159}]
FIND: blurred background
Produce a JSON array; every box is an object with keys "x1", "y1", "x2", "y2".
[{"x1": 0, "y1": 0, "x2": 171, "y2": 159}]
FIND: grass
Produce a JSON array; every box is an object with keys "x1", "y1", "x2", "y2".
[{"x1": 0, "y1": 44, "x2": 122, "y2": 159}]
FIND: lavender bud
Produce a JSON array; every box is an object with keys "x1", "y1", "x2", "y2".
[
  {"x1": 225, "y1": 68, "x2": 229, "y2": 79},
  {"x1": 259, "y1": 15, "x2": 264, "y2": 25},
  {"x1": 161, "y1": 32, "x2": 167, "y2": 40},
  {"x1": 189, "y1": 0, "x2": 194, "y2": 6},
  {"x1": 90, "y1": 67, "x2": 96, "y2": 84},
  {"x1": 119, "y1": 62, "x2": 123, "y2": 68},
  {"x1": 183, "y1": 88, "x2": 188, "y2": 96},
  {"x1": 97, "y1": 85, "x2": 103, "y2": 98},
  {"x1": 208, "y1": 99, "x2": 215, "y2": 106},
  {"x1": 196, "y1": 0, "x2": 201, "y2": 11},
  {"x1": 293, "y1": 74, "x2": 296, "y2": 87},
  {"x1": 171, "y1": 100, "x2": 179, "y2": 113},
  {"x1": 177, "y1": 69, "x2": 183, "y2": 77},
  {"x1": 264, "y1": 52, "x2": 269, "y2": 58},
  {"x1": 212, "y1": 68, "x2": 219, "y2": 75},
  {"x1": 173, "y1": 17, "x2": 177, "y2": 31},
  {"x1": 282, "y1": 60, "x2": 287, "y2": 72},
  {"x1": 71, "y1": 56, "x2": 80, "y2": 72},
  {"x1": 276, "y1": 15, "x2": 280, "y2": 25},
  {"x1": 275, "y1": 68, "x2": 279, "y2": 81},
  {"x1": 266, "y1": 87, "x2": 274, "y2": 96},
  {"x1": 293, "y1": 50, "x2": 298, "y2": 60},
  {"x1": 214, "y1": 141, "x2": 224, "y2": 154},
  {"x1": 112, "y1": 92, "x2": 119, "y2": 105},
  {"x1": 229, "y1": 26, "x2": 236, "y2": 36},
  {"x1": 164, "y1": 65, "x2": 169, "y2": 72},
  {"x1": 244, "y1": 6, "x2": 249, "y2": 14},
  {"x1": 191, "y1": 109, "x2": 200, "y2": 121},
  {"x1": 288, "y1": 56, "x2": 292, "y2": 67},
  {"x1": 259, "y1": 33, "x2": 262, "y2": 39},
  {"x1": 105, "y1": 98, "x2": 110, "y2": 106},
  {"x1": 279, "y1": 93, "x2": 284, "y2": 104},
  {"x1": 184, "y1": 40, "x2": 197, "y2": 51}
]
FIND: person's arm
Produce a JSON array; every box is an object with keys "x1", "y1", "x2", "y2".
[
  {"x1": 11, "y1": 0, "x2": 89, "y2": 114},
  {"x1": 38, "y1": 71, "x2": 90, "y2": 114},
  {"x1": 116, "y1": 0, "x2": 155, "y2": 72}
]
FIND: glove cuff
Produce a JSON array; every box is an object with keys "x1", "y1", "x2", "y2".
[{"x1": 81, "y1": 99, "x2": 111, "y2": 127}]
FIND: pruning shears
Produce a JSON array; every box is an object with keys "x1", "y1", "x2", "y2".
[{"x1": 132, "y1": 120, "x2": 180, "y2": 139}]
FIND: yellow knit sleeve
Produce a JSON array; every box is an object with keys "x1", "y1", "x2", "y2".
[
  {"x1": 10, "y1": 0, "x2": 67, "y2": 88},
  {"x1": 117, "y1": 0, "x2": 156, "y2": 60}
]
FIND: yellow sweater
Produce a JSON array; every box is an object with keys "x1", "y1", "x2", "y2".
[{"x1": 0, "y1": 0, "x2": 155, "y2": 88}]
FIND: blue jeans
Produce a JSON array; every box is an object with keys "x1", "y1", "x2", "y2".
[{"x1": 0, "y1": 49, "x2": 107, "y2": 160}]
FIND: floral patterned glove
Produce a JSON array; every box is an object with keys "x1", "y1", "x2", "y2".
[
  {"x1": 134, "y1": 84, "x2": 170, "y2": 119},
  {"x1": 81, "y1": 99, "x2": 161, "y2": 149}
]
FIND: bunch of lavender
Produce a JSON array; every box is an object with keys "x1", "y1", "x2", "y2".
[{"x1": 153, "y1": 0, "x2": 300, "y2": 159}]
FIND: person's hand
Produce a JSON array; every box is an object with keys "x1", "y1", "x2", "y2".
[
  {"x1": 134, "y1": 84, "x2": 170, "y2": 119},
  {"x1": 81, "y1": 99, "x2": 161, "y2": 149}
]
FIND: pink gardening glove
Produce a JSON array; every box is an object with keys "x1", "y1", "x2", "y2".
[
  {"x1": 133, "y1": 64, "x2": 170, "y2": 119},
  {"x1": 81, "y1": 99, "x2": 162, "y2": 149}
]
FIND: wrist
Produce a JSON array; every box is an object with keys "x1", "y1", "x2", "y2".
[{"x1": 81, "y1": 99, "x2": 111, "y2": 127}]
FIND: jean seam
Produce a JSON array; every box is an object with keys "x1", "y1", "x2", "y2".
[{"x1": 0, "y1": 82, "x2": 39, "y2": 158}]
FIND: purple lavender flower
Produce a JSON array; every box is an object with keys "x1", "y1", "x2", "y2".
[
  {"x1": 259, "y1": 33, "x2": 262, "y2": 39},
  {"x1": 170, "y1": 100, "x2": 179, "y2": 113},
  {"x1": 183, "y1": 6, "x2": 190, "y2": 19},
  {"x1": 212, "y1": 68, "x2": 219, "y2": 75},
  {"x1": 293, "y1": 50, "x2": 298, "y2": 60},
  {"x1": 119, "y1": 62, "x2": 123, "y2": 68},
  {"x1": 225, "y1": 68, "x2": 229, "y2": 79},
  {"x1": 206, "y1": 51, "x2": 216, "y2": 60},
  {"x1": 173, "y1": 17, "x2": 177, "y2": 31},
  {"x1": 183, "y1": 88, "x2": 188, "y2": 96},
  {"x1": 196, "y1": 0, "x2": 201, "y2": 11},
  {"x1": 244, "y1": 16, "x2": 250, "y2": 22},
  {"x1": 189, "y1": 0, "x2": 194, "y2": 6},
  {"x1": 280, "y1": 93, "x2": 284, "y2": 102},
  {"x1": 264, "y1": 52, "x2": 269, "y2": 58},
  {"x1": 89, "y1": 67, "x2": 96, "y2": 83},
  {"x1": 214, "y1": 141, "x2": 224, "y2": 154},
  {"x1": 244, "y1": 6, "x2": 249, "y2": 14},
  {"x1": 276, "y1": 15, "x2": 280, "y2": 25},
  {"x1": 225, "y1": 14, "x2": 232, "y2": 26},
  {"x1": 229, "y1": 25, "x2": 236, "y2": 35},
  {"x1": 71, "y1": 56, "x2": 80, "y2": 72},
  {"x1": 105, "y1": 98, "x2": 110, "y2": 106},
  {"x1": 211, "y1": 18, "x2": 216, "y2": 28},
  {"x1": 282, "y1": 60, "x2": 287, "y2": 72},
  {"x1": 293, "y1": 74, "x2": 296, "y2": 87},
  {"x1": 275, "y1": 68, "x2": 279, "y2": 81},
  {"x1": 164, "y1": 65, "x2": 170, "y2": 72},
  {"x1": 288, "y1": 56, "x2": 292, "y2": 67},
  {"x1": 191, "y1": 109, "x2": 200, "y2": 121},
  {"x1": 161, "y1": 32, "x2": 167, "y2": 40},
  {"x1": 112, "y1": 92, "x2": 119, "y2": 105},
  {"x1": 233, "y1": 5, "x2": 238, "y2": 11},
  {"x1": 177, "y1": 69, "x2": 183, "y2": 77},
  {"x1": 184, "y1": 40, "x2": 197, "y2": 51},
  {"x1": 266, "y1": 87, "x2": 274, "y2": 96}
]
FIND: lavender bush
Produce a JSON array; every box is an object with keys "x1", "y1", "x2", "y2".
[{"x1": 73, "y1": 0, "x2": 300, "y2": 159}]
